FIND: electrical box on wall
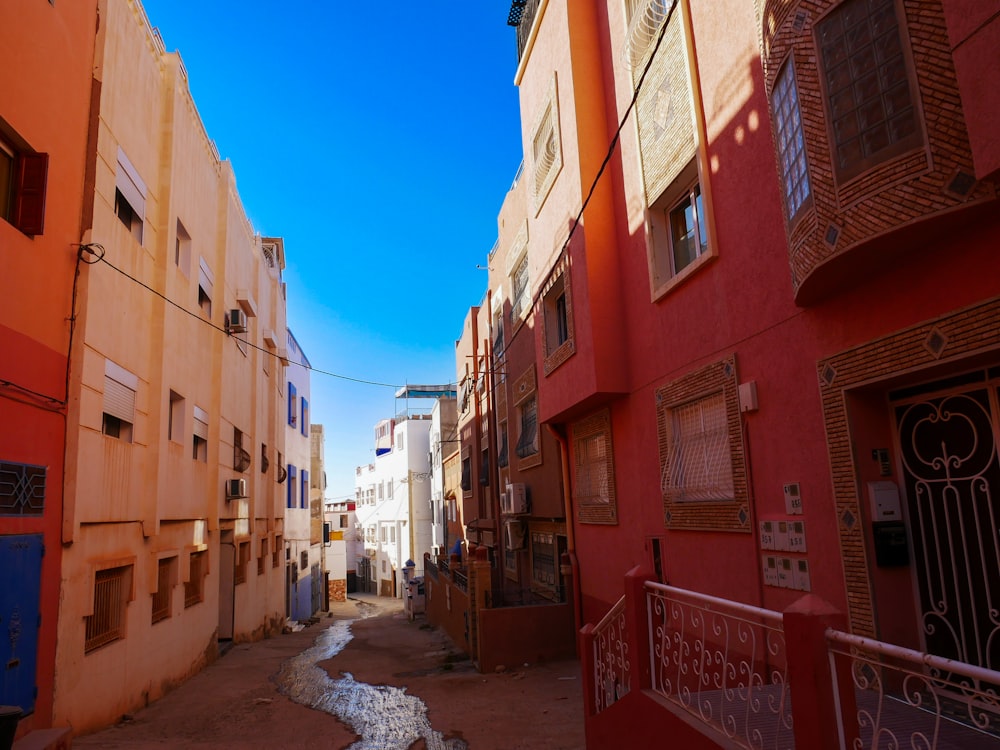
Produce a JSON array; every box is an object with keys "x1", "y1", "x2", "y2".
[
  {"x1": 868, "y1": 481, "x2": 902, "y2": 521},
  {"x1": 783, "y1": 483, "x2": 802, "y2": 515},
  {"x1": 738, "y1": 381, "x2": 759, "y2": 412}
]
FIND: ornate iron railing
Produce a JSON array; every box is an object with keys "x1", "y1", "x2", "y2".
[
  {"x1": 594, "y1": 595, "x2": 630, "y2": 713},
  {"x1": 646, "y1": 582, "x2": 792, "y2": 750},
  {"x1": 827, "y1": 629, "x2": 1000, "y2": 749}
]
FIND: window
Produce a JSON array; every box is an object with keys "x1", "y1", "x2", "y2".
[
  {"x1": 667, "y1": 180, "x2": 708, "y2": 275},
  {"x1": 197, "y1": 258, "x2": 213, "y2": 318},
  {"x1": 816, "y1": 0, "x2": 920, "y2": 182},
  {"x1": 103, "y1": 361, "x2": 137, "y2": 443},
  {"x1": 380, "y1": 524, "x2": 387, "y2": 543},
  {"x1": 234, "y1": 427, "x2": 251, "y2": 472},
  {"x1": 261, "y1": 443, "x2": 270, "y2": 473},
  {"x1": 461, "y1": 455, "x2": 472, "y2": 492},
  {"x1": 510, "y1": 252, "x2": 530, "y2": 326},
  {"x1": 287, "y1": 465, "x2": 297, "y2": 508},
  {"x1": 390, "y1": 526, "x2": 396, "y2": 544},
  {"x1": 772, "y1": 59, "x2": 811, "y2": 221},
  {"x1": 340, "y1": 514, "x2": 348, "y2": 529},
  {"x1": 387, "y1": 480, "x2": 393, "y2": 500},
  {"x1": 531, "y1": 532, "x2": 558, "y2": 589},
  {"x1": 114, "y1": 148, "x2": 145, "y2": 243},
  {"x1": 0, "y1": 130, "x2": 47, "y2": 235},
  {"x1": 395, "y1": 430, "x2": 404, "y2": 451},
  {"x1": 663, "y1": 392, "x2": 733, "y2": 502},
  {"x1": 288, "y1": 382, "x2": 298, "y2": 427},
  {"x1": 300, "y1": 551, "x2": 308, "y2": 570},
  {"x1": 542, "y1": 267, "x2": 574, "y2": 374},
  {"x1": 258, "y1": 538, "x2": 268, "y2": 575},
  {"x1": 516, "y1": 397, "x2": 539, "y2": 459},
  {"x1": 530, "y1": 77, "x2": 562, "y2": 209},
  {"x1": 192, "y1": 406, "x2": 208, "y2": 462},
  {"x1": 175, "y1": 220, "x2": 191, "y2": 275},
  {"x1": 300, "y1": 469, "x2": 308, "y2": 510},
  {"x1": 184, "y1": 551, "x2": 206, "y2": 607},
  {"x1": 480, "y1": 449, "x2": 490, "y2": 486},
  {"x1": 168, "y1": 390, "x2": 184, "y2": 444},
  {"x1": 272, "y1": 535, "x2": 282, "y2": 569},
  {"x1": 85, "y1": 564, "x2": 133, "y2": 652},
  {"x1": 498, "y1": 422, "x2": 509, "y2": 469},
  {"x1": 235, "y1": 541, "x2": 250, "y2": 585},
  {"x1": 572, "y1": 410, "x2": 617, "y2": 524},
  {"x1": 151, "y1": 556, "x2": 176, "y2": 624},
  {"x1": 623, "y1": 0, "x2": 674, "y2": 68},
  {"x1": 0, "y1": 461, "x2": 46, "y2": 515},
  {"x1": 300, "y1": 397, "x2": 309, "y2": 436},
  {"x1": 655, "y1": 357, "x2": 750, "y2": 533}
]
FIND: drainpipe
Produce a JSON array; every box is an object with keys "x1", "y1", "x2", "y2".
[{"x1": 545, "y1": 423, "x2": 583, "y2": 654}]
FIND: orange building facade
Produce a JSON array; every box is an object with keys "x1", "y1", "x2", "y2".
[{"x1": 0, "y1": 0, "x2": 99, "y2": 740}]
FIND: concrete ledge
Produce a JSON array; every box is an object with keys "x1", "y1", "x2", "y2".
[{"x1": 13, "y1": 728, "x2": 72, "y2": 750}]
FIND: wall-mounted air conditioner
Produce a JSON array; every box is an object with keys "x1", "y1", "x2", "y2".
[
  {"x1": 505, "y1": 520, "x2": 526, "y2": 550},
  {"x1": 226, "y1": 478, "x2": 247, "y2": 499},
  {"x1": 226, "y1": 308, "x2": 247, "y2": 333},
  {"x1": 503, "y1": 483, "x2": 529, "y2": 515}
]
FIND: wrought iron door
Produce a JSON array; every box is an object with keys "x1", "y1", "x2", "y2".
[{"x1": 893, "y1": 373, "x2": 1000, "y2": 670}]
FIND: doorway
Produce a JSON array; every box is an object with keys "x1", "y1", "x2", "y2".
[{"x1": 892, "y1": 368, "x2": 1000, "y2": 669}]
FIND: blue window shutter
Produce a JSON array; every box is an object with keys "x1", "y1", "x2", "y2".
[
  {"x1": 287, "y1": 465, "x2": 296, "y2": 508},
  {"x1": 288, "y1": 383, "x2": 297, "y2": 426},
  {"x1": 301, "y1": 398, "x2": 309, "y2": 436}
]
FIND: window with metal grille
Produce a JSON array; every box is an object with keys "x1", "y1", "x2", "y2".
[
  {"x1": 816, "y1": 0, "x2": 920, "y2": 182},
  {"x1": 516, "y1": 397, "x2": 539, "y2": 459},
  {"x1": 0, "y1": 461, "x2": 46, "y2": 515},
  {"x1": 662, "y1": 391, "x2": 734, "y2": 502},
  {"x1": 234, "y1": 541, "x2": 250, "y2": 585},
  {"x1": 510, "y1": 253, "x2": 530, "y2": 325},
  {"x1": 530, "y1": 77, "x2": 562, "y2": 209},
  {"x1": 85, "y1": 565, "x2": 132, "y2": 653},
  {"x1": 531, "y1": 532, "x2": 557, "y2": 588},
  {"x1": 184, "y1": 551, "x2": 206, "y2": 608},
  {"x1": 572, "y1": 411, "x2": 617, "y2": 524},
  {"x1": 151, "y1": 556, "x2": 175, "y2": 624},
  {"x1": 772, "y1": 59, "x2": 811, "y2": 221}
]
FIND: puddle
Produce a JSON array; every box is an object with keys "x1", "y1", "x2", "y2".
[{"x1": 276, "y1": 605, "x2": 466, "y2": 750}]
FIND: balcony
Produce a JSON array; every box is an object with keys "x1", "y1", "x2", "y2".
[{"x1": 507, "y1": 0, "x2": 540, "y2": 63}]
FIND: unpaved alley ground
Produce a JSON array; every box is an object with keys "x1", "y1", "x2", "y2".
[{"x1": 73, "y1": 595, "x2": 585, "y2": 749}]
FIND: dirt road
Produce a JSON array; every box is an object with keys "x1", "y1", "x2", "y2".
[{"x1": 73, "y1": 595, "x2": 586, "y2": 749}]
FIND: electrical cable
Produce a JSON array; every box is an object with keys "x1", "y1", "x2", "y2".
[{"x1": 79, "y1": 244, "x2": 409, "y2": 389}]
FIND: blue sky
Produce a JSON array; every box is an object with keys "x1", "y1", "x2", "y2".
[{"x1": 140, "y1": 2, "x2": 524, "y2": 502}]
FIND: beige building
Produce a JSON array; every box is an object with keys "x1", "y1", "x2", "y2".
[{"x1": 56, "y1": 0, "x2": 289, "y2": 733}]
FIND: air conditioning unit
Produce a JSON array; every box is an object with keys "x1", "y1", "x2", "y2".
[
  {"x1": 505, "y1": 520, "x2": 526, "y2": 550},
  {"x1": 503, "y1": 483, "x2": 529, "y2": 515},
  {"x1": 226, "y1": 308, "x2": 247, "y2": 333},
  {"x1": 225, "y1": 478, "x2": 246, "y2": 499}
]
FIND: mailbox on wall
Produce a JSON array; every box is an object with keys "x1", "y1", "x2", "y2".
[{"x1": 873, "y1": 521, "x2": 909, "y2": 567}]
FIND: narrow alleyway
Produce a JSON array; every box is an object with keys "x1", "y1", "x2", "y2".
[{"x1": 71, "y1": 596, "x2": 585, "y2": 749}]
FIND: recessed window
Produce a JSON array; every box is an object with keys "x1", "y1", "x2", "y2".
[
  {"x1": 272, "y1": 535, "x2": 282, "y2": 568},
  {"x1": 772, "y1": 59, "x2": 812, "y2": 221},
  {"x1": 193, "y1": 406, "x2": 208, "y2": 462},
  {"x1": 184, "y1": 551, "x2": 206, "y2": 608},
  {"x1": 510, "y1": 252, "x2": 530, "y2": 326},
  {"x1": 668, "y1": 182, "x2": 708, "y2": 275},
  {"x1": 300, "y1": 469, "x2": 308, "y2": 509},
  {"x1": 662, "y1": 391, "x2": 733, "y2": 502},
  {"x1": 151, "y1": 556, "x2": 176, "y2": 624},
  {"x1": 288, "y1": 382, "x2": 298, "y2": 427},
  {"x1": 0, "y1": 133, "x2": 47, "y2": 235},
  {"x1": 174, "y1": 219, "x2": 191, "y2": 275},
  {"x1": 115, "y1": 147, "x2": 145, "y2": 244},
  {"x1": 197, "y1": 258, "x2": 213, "y2": 318},
  {"x1": 85, "y1": 564, "x2": 133, "y2": 652},
  {"x1": 816, "y1": 0, "x2": 921, "y2": 182},
  {"x1": 168, "y1": 390, "x2": 184, "y2": 444},
  {"x1": 498, "y1": 421, "x2": 509, "y2": 469},
  {"x1": 648, "y1": 157, "x2": 712, "y2": 292},
  {"x1": 287, "y1": 465, "x2": 297, "y2": 508},
  {"x1": 235, "y1": 542, "x2": 250, "y2": 585},
  {"x1": 258, "y1": 538, "x2": 268, "y2": 575},
  {"x1": 461, "y1": 455, "x2": 472, "y2": 493},
  {"x1": 103, "y1": 363, "x2": 137, "y2": 443},
  {"x1": 516, "y1": 396, "x2": 539, "y2": 460},
  {"x1": 301, "y1": 397, "x2": 309, "y2": 437},
  {"x1": 572, "y1": 410, "x2": 617, "y2": 524},
  {"x1": 234, "y1": 427, "x2": 251, "y2": 472},
  {"x1": 300, "y1": 551, "x2": 308, "y2": 570},
  {"x1": 480, "y1": 449, "x2": 490, "y2": 486}
]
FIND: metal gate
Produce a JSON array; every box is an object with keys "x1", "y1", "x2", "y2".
[
  {"x1": 893, "y1": 369, "x2": 1000, "y2": 670},
  {"x1": 0, "y1": 534, "x2": 43, "y2": 715}
]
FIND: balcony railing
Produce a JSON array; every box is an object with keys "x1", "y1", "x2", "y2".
[
  {"x1": 508, "y1": 0, "x2": 541, "y2": 63},
  {"x1": 827, "y1": 628, "x2": 1000, "y2": 749},
  {"x1": 646, "y1": 581, "x2": 793, "y2": 750},
  {"x1": 594, "y1": 595, "x2": 630, "y2": 713}
]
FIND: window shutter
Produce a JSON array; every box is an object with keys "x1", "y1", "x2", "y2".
[
  {"x1": 103, "y1": 376, "x2": 135, "y2": 422},
  {"x1": 14, "y1": 152, "x2": 47, "y2": 235},
  {"x1": 288, "y1": 383, "x2": 297, "y2": 425},
  {"x1": 116, "y1": 147, "x2": 146, "y2": 219},
  {"x1": 193, "y1": 406, "x2": 209, "y2": 440}
]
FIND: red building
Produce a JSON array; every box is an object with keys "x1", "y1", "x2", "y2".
[
  {"x1": 0, "y1": 0, "x2": 98, "y2": 742},
  {"x1": 503, "y1": 0, "x2": 1000, "y2": 746}
]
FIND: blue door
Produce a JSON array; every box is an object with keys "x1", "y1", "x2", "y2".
[{"x1": 0, "y1": 534, "x2": 43, "y2": 715}]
